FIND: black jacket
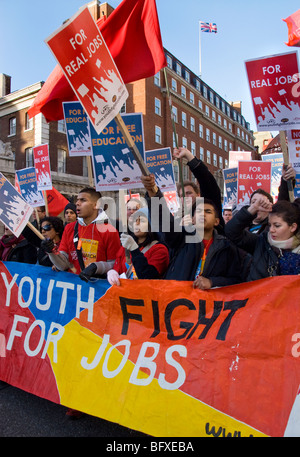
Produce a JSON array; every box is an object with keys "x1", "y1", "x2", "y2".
[
  {"x1": 146, "y1": 188, "x2": 242, "y2": 286},
  {"x1": 225, "y1": 206, "x2": 281, "y2": 281},
  {"x1": 4, "y1": 238, "x2": 37, "y2": 264}
]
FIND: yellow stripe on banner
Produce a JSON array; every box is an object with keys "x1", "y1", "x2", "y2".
[{"x1": 47, "y1": 320, "x2": 267, "y2": 437}]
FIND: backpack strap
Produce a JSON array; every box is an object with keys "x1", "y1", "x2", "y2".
[{"x1": 73, "y1": 221, "x2": 85, "y2": 272}]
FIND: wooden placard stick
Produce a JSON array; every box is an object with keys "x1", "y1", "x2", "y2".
[
  {"x1": 43, "y1": 191, "x2": 49, "y2": 216},
  {"x1": 86, "y1": 155, "x2": 94, "y2": 187},
  {"x1": 279, "y1": 130, "x2": 294, "y2": 202},
  {"x1": 114, "y1": 113, "x2": 150, "y2": 176}
]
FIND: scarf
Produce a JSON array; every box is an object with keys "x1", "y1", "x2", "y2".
[{"x1": 267, "y1": 232, "x2": 300, "y2": 254}]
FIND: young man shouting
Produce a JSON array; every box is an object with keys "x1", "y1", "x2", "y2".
[{"x1": 42, "y1": 187, "x2": 120, "y2": 281}]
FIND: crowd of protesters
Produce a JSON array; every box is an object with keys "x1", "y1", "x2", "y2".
[
  {"x1": 1, "y1": 146, "x2": 299, "y2": 419},
  {"x1": 1, "y1": 146, "x2": 299, "y2": 286}
]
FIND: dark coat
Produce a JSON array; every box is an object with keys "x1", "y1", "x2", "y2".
[
  {"x1": 5, "y1": 238, "x2": 37, "y2": 264},
  {"x1": 225, "y1": 206, "x2": 281, "y2": 281},
  {"x1": 146, "y1": 187, "x2": 242, "y2": 286}
]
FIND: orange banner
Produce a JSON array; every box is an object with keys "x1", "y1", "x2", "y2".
[{"x1": 0, "y1": 261, "x2": 299, "y2": 437}]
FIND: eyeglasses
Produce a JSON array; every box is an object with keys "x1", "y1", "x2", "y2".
[{"x1": 41, "y1": 224, "x2": 53, "y2": 232}]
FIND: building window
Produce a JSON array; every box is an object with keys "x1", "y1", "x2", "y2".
[
  {"x1": 209, "y1": 91, "x2": 214, "y2": 104},
  {"x1": 224, "y1": 139, "x2": 228, "y2": 152},
  {"x1": 206, "y1": 128, "x2": 210, "y2": 142},
  {"x1": 9, "y1": 117, "x2": 16, "y2": 136},
  {"x1": 181, "y1": 85, "x2": 186, "y2": 98},
  {"x1": 167, "y1": 55, "x2": 172, "y2": 69},
  {"x1": 218, "y1": 114, "x2": 222, "y2": 125},
  {"x1": 185, "y1": 70, "x2": 190, "y2": 83},
  {"x1": 182, "y1": 137, "x2": 187, "y2": 148},
  {"x1": 213, "y1": 132, "x2": 217, "y2": 146},
  {"x1": 58, "y1": 148, "x2": 67, "y2": 173},
  {"x1": 213, "y1": 153, "x2": 217, "y2": 167},
  {"x1": 211, "y1": 110, "x2": 216, "y2": 121},
  {"x1": 191, "y1": 141, "x2": 196, "y2": 156},
  {"x1": 172, "y1": 106, "x2": 178, "y2": 123},
  {"x1": 154, "y1": 71, "x2": 160, "y2": 86},
  {"x1": 206, "y1": 150, "x2": 211, "y2": 164},
  {"x1": 219, "y1": 136, "x2": 222, "y2": 149},
  {"x1": 182, "y1": 112, "x2": 187, "y2": 128},
  {"x1": 203, "y1": 86, "x2": 208, "y2": 98},
  {"x1": 25, "y1": 112, "x2": 33, "y2": 131},
  {"x1": 171, "y1": 78, "x2": 177, "y2": 92},
  {"x1": 199, "y1": 124, "x2": 203, "y2": 138},
  {"x1": 190, "y1": 117, "x2": 195, "y2": 132},
  {"x1": 198, "y1": 100, "x2": 203, "y2": 110},
  {"x1": 219, "y1": 156, "x2": 223, "y2": 169},
  {"x1": 57, "y1": 119, "x2": 66, "y2": 133},
  {"x1": 195, "y1": 79, "x2": 201, "y2": 91},
  {"x1": 205, "y1": 105, "x2": 210, "y2": 117},
  {"x1": 155, "y1": 98, "x2": 161, "y2": 116},
  {"x1": 200, "y1": 147, "x2": 204, "y2": 161},
  {"x1": 176, "y1": 63, "x2": 181, "y2": 76},
  {"x1": 190, "y1": 92, "x2": 194, "y2": 104},
  {"x1": 25, "y1": 147, "x2": 33, "y2": 167},
  {"x1": 155, "y1": 126, "x2": 162, "y2": 144}
]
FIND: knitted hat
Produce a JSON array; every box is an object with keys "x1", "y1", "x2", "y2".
[{"x1": 64, "y1": 202, "x2": 77, "y2": 214}]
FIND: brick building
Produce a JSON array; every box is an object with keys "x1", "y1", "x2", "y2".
[{"x1": 0, "y1": 0, "x2": 256, "y2": 201}]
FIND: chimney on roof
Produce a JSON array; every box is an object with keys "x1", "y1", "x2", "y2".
[{"x1": 0, "y1": 74, "x2": 11, "y2": 97}]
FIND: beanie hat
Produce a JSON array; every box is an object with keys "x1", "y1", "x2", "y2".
[{"x1": 64, "y1": 202, "x2": 77, "y2": 214}]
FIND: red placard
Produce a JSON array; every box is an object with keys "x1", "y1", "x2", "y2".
[
  {"x1": 245, "y1": 52, "x2": 300, "y2": 131},
  {"x1": 33, "y1": 144, "x2": 52, "y2": 191},
  {"x1": 237, "y1": 160, "x2": 271, "y2": 208},
  {"x1": 45, "y1": 7, "x2": 128, "y2": 134}
]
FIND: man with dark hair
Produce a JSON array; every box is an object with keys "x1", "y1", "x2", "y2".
[
  {"x1": 141, "y1": 174, "x2": 241, "y2": 289},
  {"x1": 41, "y1": 186, "x2": 121, "y2": 281}
]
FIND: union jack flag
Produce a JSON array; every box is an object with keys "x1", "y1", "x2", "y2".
[{"x1": 200, "y1": 21, "x2": 217, "y2": 33}]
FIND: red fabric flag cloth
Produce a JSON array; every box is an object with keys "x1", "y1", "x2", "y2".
[
  {"x1": 46, "y1": 187, "x2": 69, "y2": 216},
  {"x1": 283, "y1": 9, "x2": 300, "y2": 47},
  {"x1": 28, "y1": 0, "x2": 166, "y2": 122}
]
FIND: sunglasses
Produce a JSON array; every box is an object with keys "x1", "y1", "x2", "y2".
[{"x1": 41, "y1": 224, "x2": 53, "y2": 232}]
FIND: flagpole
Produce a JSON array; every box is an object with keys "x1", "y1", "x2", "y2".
[{"x1": 199, "y1": 21, "x2": 202, "y2": 77}]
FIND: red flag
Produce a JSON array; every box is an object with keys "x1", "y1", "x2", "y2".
[
  {"x1": 283, "y1": 9, "x2": 300, "y2": 47},
  {"x1": 28, "y1": 0, "x2": 166, "y2": 122},
  {"x1": 46, "y1": 187, "x2": 69, "y2": 216}
]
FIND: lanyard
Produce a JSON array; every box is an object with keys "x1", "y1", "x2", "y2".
[{"x1": 195, "y1": 238, "x2": 213, "y2": 279}]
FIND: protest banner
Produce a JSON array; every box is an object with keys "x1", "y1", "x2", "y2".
[
  {"x1": 45, "y1": 7, "x2": 128, "y2": 135},
  {"x1": 237, "y1": 160, "x2": 272, "y2": 208},
  {"x1": 0, "y1": 261, "x2": 299, "y2": 437},
  {"x1": 228, "y1": 151, "x2": 252, "y2": 168},
  {"x1": 45, "y1": 187, "x2": 69, "y2": 217},
  {"x1": 63, "y1": 101, "x2": 92, "y2": 156},
  {"x1": 0, "y1": 174, "x2": 33, "y2": 237},
  {"x1": 223, "y1": 167, "x2": 238, "y2": 206},
  {"x1": 33, "y1": 144, "x2": 52, "y2": 191},
  {"x1": 261, "y1": 153, "x2": 283, "y2": 200},
  {"x1": 145, "y1": 148, "x2": 176, "y2": 193},
  {"x1": 245, "y1": 52, "x2": 300, "y2": 131},
  {"x1": 15, "y1": 167, "x2": 45, "y2": 208},
  {"x1": 90, "y1": 113, "x2": 145, "y2": 191}
]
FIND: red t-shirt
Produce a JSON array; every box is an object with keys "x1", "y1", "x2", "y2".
[
  {"x1": 59, "y1": 221, "x2": 121, "y2": 274},
  {"x1": 112, "y1": 242, "x2": 169, "y2": 278}
]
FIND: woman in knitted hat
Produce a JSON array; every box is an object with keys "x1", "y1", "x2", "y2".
[{"x1": 107, "y1": 207, "x2": 169, "y2": 285}]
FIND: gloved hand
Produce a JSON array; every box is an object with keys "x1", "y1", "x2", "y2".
[
  {"x1": 107, "y1": 269, "x2": 121, "y2": 286},
  {"x1": 40, "y1": 238, "x2": 55, "y2": 253},
  {"x1": 79, "y1": 263, "x2": 97, "y2": 282},
  {"x1": 120, "y1": 233, "x2": 138, "y2": 251}
]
